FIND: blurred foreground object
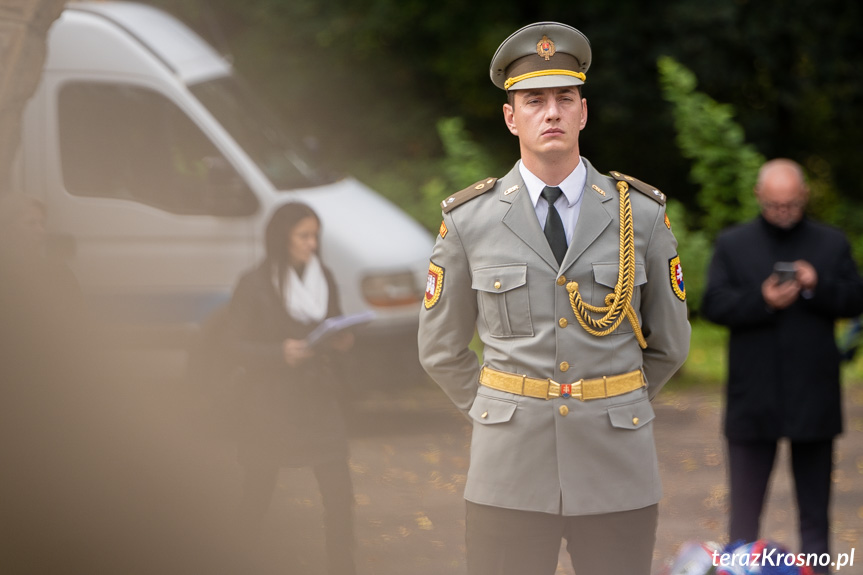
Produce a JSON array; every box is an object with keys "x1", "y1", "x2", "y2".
[
  {"x1": 660, "y1": 540, "x2": 817, "y2": 575},
  {"x1": 13, "y1": 1, "x2": 431, "y2": 391},
  {"x1": 0, "y1": 0, "x2": 65, "y2": 190},
  {"x1": 0, "y1": 195, "x2": 250, "y2": 573}
]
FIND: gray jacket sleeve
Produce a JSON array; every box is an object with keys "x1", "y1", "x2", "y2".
[
  {"x1": 639, "y1": 205, "x2": 692, "y2": 399},
  {"x1": 417, "y1": 211, "x2": 481, "y2": 416}
]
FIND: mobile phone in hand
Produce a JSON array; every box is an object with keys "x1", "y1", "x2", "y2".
[{"x1": 773, "y1": 261, "x2": 797, "y2": 284}]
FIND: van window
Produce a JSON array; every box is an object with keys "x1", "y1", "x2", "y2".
[
  {"x1": 190, "y1": 77, "x2": 337, "y2": 191},
  {"x1": 58, "y1": 82, "x2": 258, "y2": 216}
]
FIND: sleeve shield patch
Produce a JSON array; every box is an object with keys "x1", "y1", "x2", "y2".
[
  {"x1": 424, "y1": 261, "x2": 445, "y2": 310},
  {"x1": 439, "y1": 220, "x2": 448, "y2": 239},
  {"x1": 669, "y1": 255, "x2": 686, "y2": 301}
]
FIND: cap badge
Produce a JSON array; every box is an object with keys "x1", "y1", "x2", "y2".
[{"x1": 536, "y1": 35, "x2": 556, "y2": 61}]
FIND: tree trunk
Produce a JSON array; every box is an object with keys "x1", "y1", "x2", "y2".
[{"x1": 0, "y1": 0, "x2": 66, "y2": 193}]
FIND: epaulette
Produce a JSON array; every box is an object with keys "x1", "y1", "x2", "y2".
[
  {"x1": 609, "y1": 171, "x2": 666, "y2": 205},
  {"x1": 441, "y1": 177, "x2": 498, "y2": 213}
]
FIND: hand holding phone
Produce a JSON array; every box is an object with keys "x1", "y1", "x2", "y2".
[
  {"x1": 773, "y1": 261, "x2": 797, "y2": 284},
  {"x1": 763, "y1": 262, "x2": 801, "y2": 310}
]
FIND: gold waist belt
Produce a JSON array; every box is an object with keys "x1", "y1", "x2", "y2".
[{"x1": 479, "y1": 366, "x2": 644, "y2": 401}]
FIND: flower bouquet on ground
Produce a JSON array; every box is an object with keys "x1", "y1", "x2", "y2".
[{"x1": 660, "y1": 540, "x2": 816, "y2": 575}]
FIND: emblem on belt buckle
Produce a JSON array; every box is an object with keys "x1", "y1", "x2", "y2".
[{"x1": 560, "y1": 384, "x2": 572, "y2": 399}]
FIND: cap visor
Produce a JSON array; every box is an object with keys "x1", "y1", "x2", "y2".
[{"x1": 508, "y1": 74, "x2": 585, "y2": 91}]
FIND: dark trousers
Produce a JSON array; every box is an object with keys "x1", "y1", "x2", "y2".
[
  {"x1": 728, "y1": 439, "x2": 833, "y2": 567},
  {"x1": 465, "y1": 501, "x2": 658, "y2": 575},
  {"x1": 240, "y1": 457, "x2": 356, "y2": 575}
]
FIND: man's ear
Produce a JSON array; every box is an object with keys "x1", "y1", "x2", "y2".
[
  {"x1": 503, "y1": 103, "x2": 518, "y2": 136},
  {"x1": 579, "y1": 97, "x2": 588, "y2": 130}
]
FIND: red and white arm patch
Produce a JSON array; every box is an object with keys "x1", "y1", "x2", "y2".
[
  {"x1": 669, "y1": 255, "x2": 686, "y2": 301},
  {"x1": 424, "y1": 261, "x2": 445, "y2": 310}
]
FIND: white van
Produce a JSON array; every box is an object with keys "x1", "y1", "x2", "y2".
[{"x1": 15, "y1": 1, "x2": 433, "y2": 384}]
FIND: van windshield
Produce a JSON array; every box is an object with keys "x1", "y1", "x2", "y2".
[{"x1": 190, "y1": 76, "x2": 337, "y2": 190}]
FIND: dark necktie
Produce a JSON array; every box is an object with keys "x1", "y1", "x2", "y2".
[{"x1": 541, "y1": 186, "x2": 567, "y2": 265}]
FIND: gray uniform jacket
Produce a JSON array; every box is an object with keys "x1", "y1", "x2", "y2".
[{"x1": 418, "y1": 159, "x2": 691, "y2": 516}]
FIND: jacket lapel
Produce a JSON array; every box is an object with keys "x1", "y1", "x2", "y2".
[
  {"x1": 499, "y1": 165, "x2": 561, "y2": 271},
  {"x1": 559, "y1": 161, "x2": 614, "y2": 271}
]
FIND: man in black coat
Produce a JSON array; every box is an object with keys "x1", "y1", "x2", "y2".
[{"x1": 702, "y1": 158, "x2": 863, "y2": 570}]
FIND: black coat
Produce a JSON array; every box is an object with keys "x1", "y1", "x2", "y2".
[
  {"x1": 702, "y1": 216, "x2": 863, "y2": 440},
  {"x1": 224, "y1": 261, "x2": 349, "y2": 468}
]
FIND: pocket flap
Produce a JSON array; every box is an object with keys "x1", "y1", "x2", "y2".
[
  {"x1": 472, "y1": 264, "x2": 527, "y2": 293},
  {"x1": 469, "y1": 393, "x2": 517, "y2": 424},
  {"x1": 593, "y1": 262, "x2": 646, "y2": 289},
  {"x1": 607, "y1": 399, "x2": 655, "y2": 430}
]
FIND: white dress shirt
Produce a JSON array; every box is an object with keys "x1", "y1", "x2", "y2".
[{"x1": 518, "y1": 159, "x2": 586, "y2": 244}]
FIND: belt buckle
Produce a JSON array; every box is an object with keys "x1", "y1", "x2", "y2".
[
  {"x1": 546, "y1": 379, "x2": 561, "y2": 399},
  {"x1": 547, "y1": 379, "x2": 583, "y2": 400},
  {"x1": 570, "y1": 380, "x2": 584, "y2": 401}
]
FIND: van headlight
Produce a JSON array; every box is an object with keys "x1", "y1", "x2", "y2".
[{"x1": 361, "y1": 271, "x2": 422, "y2": 307}]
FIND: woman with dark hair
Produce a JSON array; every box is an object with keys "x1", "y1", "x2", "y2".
[{"x1": 225, "y1": 202, "x2": 356, "y2": 574}]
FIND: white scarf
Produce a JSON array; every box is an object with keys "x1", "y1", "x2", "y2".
[{"x1": 273, "y1": 255, "x2": 329, "y2": 324}]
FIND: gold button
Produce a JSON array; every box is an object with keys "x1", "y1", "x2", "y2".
[
  {"x1": 632, "y1": 417, "x2": 639, "y2": 425},
  {"x1": 559, "y1": 405, "x2": 569, "y2": 416},
  {"x1": 493, "y1": 281, "x2": 501, "y2": 290},
  {"x1": 481, "y1": 411, "x2": 489, "y2": 419},
  {"x1": 559, "y1": 318, "x2": 568, "y2": 328},
  {"x1": 556, "y1": 276, "x2": 566, "y2": 286},
  {"x1": 560, "y1": 361, "x2": 570, "y2": 372}
]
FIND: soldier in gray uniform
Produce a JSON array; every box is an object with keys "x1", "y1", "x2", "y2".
[{"x1": 417, "y1": 22, "x2": 691, "y2": 575}]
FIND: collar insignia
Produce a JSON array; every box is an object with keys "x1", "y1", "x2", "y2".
[
  {"x1": 591, "y1": 184, "x2": 606, "y2": 197},
  {"x1": 504, "y1": 185, "x2": 520, "y2": 195}
]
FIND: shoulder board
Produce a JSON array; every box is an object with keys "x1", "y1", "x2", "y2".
[
  {"x1": 609, "y1": 171, "x2": 666, "y2": 205},
  {"x1": 441, "y1": 177, "x2": 498, "y2": 213}
]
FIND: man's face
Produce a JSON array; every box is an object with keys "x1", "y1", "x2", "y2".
[
  {"x1": 756, "y1": 166, "x2": 808, "y2": 229},
  {"x1": 502, "y1": 87, "x2": 587, "y2": 163}
]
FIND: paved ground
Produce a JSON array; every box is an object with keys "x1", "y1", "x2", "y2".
[{"x1": 236, "y1": 382, "x2": 863, "y2": 574}]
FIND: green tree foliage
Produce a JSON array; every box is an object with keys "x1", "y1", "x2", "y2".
[
  {"x1": 658, "y1": 55, "x2": 863, "y2": 313},
  {"x1": 664, "y1": 199, "x2": 712, "y2": 313},
  {"x1": 144, "y1": 0, "x2": 863, "y2": 270},
  {"x1": 656, "y1": 55, "x2": 763, "y2": 312},
  {"x1": 149, "y1": 0, "x2": 863, "y2": 219},
  {"x1": 657, "y1": 56, "x2": 761, "y2": 239},
  {"x1": 146, "y1": 0, "x2": 863, "y2": 219},
  {"x1": 360, "y1": 117, "x2": 504, "y2": 232}
]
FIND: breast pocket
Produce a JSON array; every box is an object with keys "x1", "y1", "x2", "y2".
[
  {"x1": 472, "y1": 263, "x2": 533, "y2": 338},
  {"x1": 592, "y1": 261, "x2": 646, "y2": 333}
]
